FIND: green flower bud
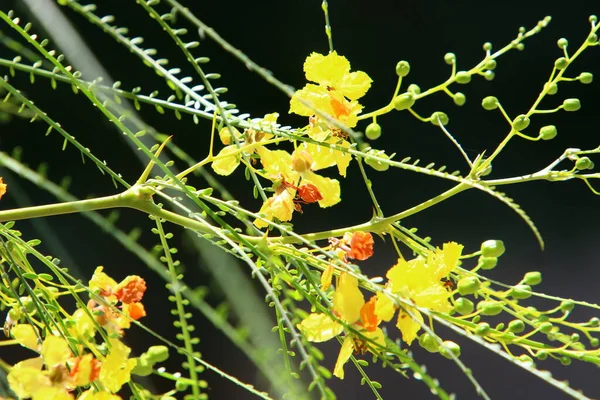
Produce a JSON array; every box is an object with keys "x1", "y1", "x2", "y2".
[
  {"x1": 176, "y1": 380, "x2": 189, "y2": 392},
  {"x1": 479, "y1": 256, "x2": 498, "y2": 270},
  {"x1": 395, "y1": 61, "x2": 411, "y2": 77},
  {"x1": 453, "y1": 92, "x2": 466, "y2": 106},
  {"x1": 516, "y1": 43, "x2": 525, "y2": 51},
  {"x1": 454, "y1": 297, "x2": 474, "y2": 315},
  {"x1": 589, "y1": 317, "x2": 600, "y2": 327},
  {"x1": 512, "y1": 114, "x2": 530, "y2": 131},
  {"x1": 444, "y1": 52, "x2": 456, "y2": 65},
  {"x1": 519, "y1": 355, "x2": 534, "y2": 365},
  {"x1": 147, "y1": 345, "x2": 169, "y2": 363},
  {"x1": 484, "y1": 70, "x2": 495, "y2": 81},
  {"x1": 579, "y1": 72, "x2": 593, "y2": 84},
  {"x1": 430, "y1": 111, "x2": 449, "y2": 126},
  {"x1": 539, "y1": 125, "x2": 557, "y2": 140},
  {"x1": 495, "y1": 322, "x2": 505, "y2": 331},
  {"x1": 557, "y1": 38, "x2": 568, "y2": 49},
  {"x1": 560, "y1": 356, "x2": 571, "y2": 366},
  {"x1": 365, "y1": 149, "x2": 391, "y2": 172},
  {"x1": 21, "y1": 297, "x2": 35, "y2": 313},
  {"x1": 539, "y1": 322, "x2": 553, "y2": 334},
  {"x1": 563, "y1": 98, "x2": 581, "y2": 112},
  {"x1": 508, "y1": 319, "x2": 525, "y2": 333},
  {"x1": 570, "y1": 333, "x2": 580, "y2": 342},
  {"x1": 482, "y1": 96, "x2": 499, "y2": 110},
  {"x1": 536, "y1": 350, "x2": 548, "y2": 360},
  {"x1": 477, "y1": 300, "x2": 503, "y2": 316},
  {"x1": 481, "y1": 239, "x2": 505, "y2": 258},
  {"x1": 457, "y1": 277, "x2": 480, "y2": 296},
  {"x1": 560, "y1": 300, "x2": 575, "y2": 312},
  {"x1": 483, "y1": 42, "x2": 493, "y2": 51},
  {"x1": 575, "y1": 157, "x2": 593, "y2": 170},
  {"x1": 485, "y1": 59, "x2": 497, "y2": 70},
  {"x1": 544, "y1": 82, "x2": 558, "y2": 95},
  {"x1": 365, "y1": 122, "x2": 382, "y2": 140},
  {"x1": 590, "y1": 15, "x2": 598, "y2": 23},
  {"x1": 407, "y1": 84, "x2": 421, "y2": 94},
  {"x1": 418, "y1": 333, "x2": 440, "y2": 353},
  {"x1": 131, "y1": 356, "x2": 153, "y2": 376},
  {"x1": 523, "y1": 271, "x2": 542, "y2": 286},
  {"x1": 475, "y1": 322, "x2": 491, "y2": 336},
  {"x1": 440, "y1": 340, "x2": 461, "y2": 359},
  {"x1": 455, "y1": 71, "x2": 471, "y2": 84},
  {"x1": 8, "y1": 308, "x2": 21, "y2": 322},
  {"x1": 554, "y1": 57, "x2": 569, "y2": 70},
  {"x1": 510, "y1": 284, "x2": 532, "y2": 300},
  {"x1": 587, "y1": 33, "x2": 598, "y2": 44},
  {"x1": 590, "y1": 337, "x2": 599, "y2": 347},
  {"x1": 393, "y1": 92, "x2": 415, "y2": 110}
]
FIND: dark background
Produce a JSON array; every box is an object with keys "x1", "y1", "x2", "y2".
[{"x1": 1, "y1": 1, "x2": 600, "y2": 399}]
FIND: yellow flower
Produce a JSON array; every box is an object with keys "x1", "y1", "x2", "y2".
[
  {"x1": 11, "y1": 324, "x2": 39, "y2": 352},
  {"x1": 0, "y1": 177, "x2": 6, "y2": 199},
  {"x1": 89, "y1": 266, "x2": 119, "y2": 303},
  {"x1": 254, "y1": 187, "x2": 295, "y2": 228},
  {"x1": 303, "y1": 52, "x2": 372, "y2": 100},
  {"x1": 99, "y1": 339, "x2": 137, "y2": 393},
  {"x1": 376, "y1": 242, "x2": 464, "y2": 345}
]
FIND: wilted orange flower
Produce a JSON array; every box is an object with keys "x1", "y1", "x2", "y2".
[
  {"x1": 0, "y1": 177, "x2": 6, "y2": 199},
  {"x1": 297, "y1": 183, "x2": 323, "y2": 203},
  {"x1": 345, "y1": 231, "x2": 374, "y2": 261},
  {"x1": 114, "y1": 276, "x2": 146, "y2": 304}
]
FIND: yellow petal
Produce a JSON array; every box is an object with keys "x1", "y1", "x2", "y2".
[
  {"x1": 71, "y1": 308, "x2": 96, "y2": 340},
  {"x1": 414, "y1": 283, "x2": 453, "y2": 314},
  {"x1": 256, "y1": 147, "x2": 299, "y2": 182},
  {"x1": 33, "y1": 386, "x2": 73, "y2": 400},
  {"x1": 363, "y1": 327, "x2": 387, "y2": 351},
  {"x1": 332, "y1": 139, "x2": 352, "y2": 177},
  {"x1": 289, "y1": 84, "x2": 331, "y2": 117},
  {"x1": 89, "y1": 266, "x2": 118, "y2": 301},
  {"x1": 304, "y1": 51, "x2": 349, "y2": 88},
  {"x1": 436, "y1": 242, "x2": 464, "y2": 279},
  {"x1": 42, "y1": 335, "x2": 72, "y2": 367},
  {"x1": 301, "y1": 172, "x2": 341, "y2": 208},
  {"x1": 211, "y1": 145, "x2": 241, "y2": 176},
  {"x1": 7, "y1": 358, "x2": 47, "y2": 398},
  {"x1": 321, "y1": 265, "x2": 334, "y2": 291},
  {"x1": 78, "y1": 390, "x2": 122, "y2": 400},
  {"x1": 12, "y1": 324, "x2": 39, "y2": 352},
  {"x1": 374, "y1": 292, "x2": 396, "y2": 322},
  {"x1": 333, "y1": 273, "x2": 365, "y2": 324},
  {"x1": 339, "y1": 70, "x2": 372, "y2": 100},
  {"x1": 333, "y1": 335, "x2": 354, "y2": 380},
  {"x1": 396, "y1": 306, "x2": 423, "y2": 345},
  {"x1": 301, "y1": 139, "x2": 352, "y2": 177},
  {"x1": 296, "y1": 313, "x2": 343, "y2": 343},
  {"x1": 253, "y1": 189, "x2": 295, "y2": 228},
  {"x1": 71, "y1": 354, "x2": 98, "y2": 387},
  {"x1": 100, "y1": 339, "x2": 137, "y2": 393}
]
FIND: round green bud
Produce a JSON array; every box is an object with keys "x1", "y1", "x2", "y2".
[
  {"x1": 557, "y1": 38, "x2": 568, "y2": 49},
  {"x1": 454, "y1": 297, "x2": 475, "y2": 315},
  {"x1": 570, "y1": 333, "x2": 580, "y2": 342},
  {"x1": 393, "y1": 92, "x2": 415, "y2": 110},
  {"x1": 590, "y1": 15, "x2": 598, "y2": 23},
  {"x1": 481, "y1": 239, "x2": 505, "y2": 258},
  {"x1": 484, "y1": 70, "x2": 495, "y2": 81},
  {"x1": 482, "y1": 96, "x2": 499, "y2": 110},
  {"x1": 589, "y1": 317, "x2": 600, "y2": 327},
  {"x1": 131, "y1": 356, "x2": 153, "y2": 376},
  {"x1": 483, "y1": 42, "x2": 493, "y2": 51},
  {"x1": 519, "y1": 355, "x2": 534, "y2": 365},
  {"x1": 495, "y1": 322, "x2": 505, "y2": 331},
  {"x1": 457, "y1": 277, "x2": 480, "y2": 295},
  {"x1": 453, "y1": 92, "x2": 466, "y2": 106},
  {"x1": 544, "y1": 82, "x2": 558, "y2": 95},
  {"x1": 475, "y1": 322, "x2": 491, "y2": 336},
  {"x1": 147, "y1": 345, "x2": 169, "y2": 363},
  {"x1": 407, "y1": 84, "x2": 421, "y2": 94},
  {"x1": 539, "y1": 125, "x2": 557, "y2": 141},
  {"x1": 444, "y1": 52, "x2": 456, "y2": 65},
  {"x1": 512, "y1": 114, "x2": 530, "y2": 131},
  {"x1": 516, "y1": 43, "x2": 525, "y2": 51},
  {"x1": 8, "y1": 308, "x2": 21, "y2": 321},
  {"x1": 176, "y1": 380, "x2": 189, "y2": 392},
  {"x1": 523, "y1": 271, "x2": 542, "y2": 286},
  {"x1": 563, "y1": 98, "x2": 581, "y2": 112},
  {"x1": 590, "y1": 337, "x2": 599, "y2": 347},
  {"x1": 508, "y1": 319, "x2": 525, "y2": 333},
  {"x1": 588, "y1": 33, "x2": 598, "y2": 44},
  {"x1": 579, "y1": 72, "x2": 593, "y2": 84},
  {"x1": 536, "y1": 350, "x2": 548, "y2": 360},
  {"x1": 560, "y1": 300, "x2": 575, "y2": 312},
  {"x1": 509, "y1": 284, "x2": 532, "y2": 300},
  {"x1": 575, "y1": 157, "x2": 593, "y2": 170},
  {"x1": 479, "y1": 256, "x2": 498, "y2": 270},
  {"x1": 440, "y1": 340, "x2": 461, "y2": 359},
  {"x1": 430, "y1": 111, "x2": 449, "y2": 126},
  {"x1": 560, "y1": 356, "x2": 571, "y2": 366},
  {"x1": 539, "y1": 322, "x2": 553, "y2": 333},
  {"x1": 22, "y1": 297, "x2": 35, "y2": 313},
  {"x1": 472, "y1": 315, "x2": 481, "y2": 323},
  {"x1": 477, "y1": 300, "x2": 503, "y2": 316},
  {"x1": 554, "y1": 57, "x2": 568, "y2": 70},
  {"x1": 485, "y1": 59, "x2": 497, "y2": 70},
  {"x1": 395, "y1": 61, "x2": 411, "y2": 77},
  {"x1": 365, "y1": 122, "x2": 382, "y2": 140},
  {"x1": 418, "y1": 333, "x2": 440, "y2": 353},
  {"x1": 455, "y1": 71, "x2": 471, "y2": 84},
  {"x1": 365, "y1": 149, "x2": 391, "y2": 172}
]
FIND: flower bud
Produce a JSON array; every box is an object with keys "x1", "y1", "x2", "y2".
[
  {"x1": 579, "y1": 72, "x2": 593, "y2": 84},
  {"x1": 575, "y1": 157, "x2": 594, "y2": 170},
  {"x1": 475, "y1": 322, "x2": 491, "y2": 336},
  {"x1": 444, "y1": 52, "x2": 456, "y2": 65},
  {"x1": 147, "y1": 345, "x2": 169, "y2": 363},
  {"x1": 21, "y1": 297, "x2": 35, "y2": 313},
  {"x1": 590, "y1": 338, "x2": 599, "y2": 347},
  {"x1": 519, "y1": 355, "x2": 534, "y2": 365},
  {"x1": 477, "y1": 300, "x2": 503, "y2": 316},
  {"x1": 563, "y1": 98, "x2": 581, "y2": 112},
  {"x1": 539, "y1": 125, "x2": 557, "y2": 140},
  {"x1": 407, "y1": 84, "x2": 421, "y2": 94},
  {"x1": 453, "y1": 297, "x2": 474, "y2": 315},
  {"x1": 485, "y1": 59, "x2": 497, "y2": 70},
  {"x1": 588, "y1": 32, "x2": 598, "y2": 44},
  {"x1": 440, "y1": 340, "x2": 461, "y2": 359},
  {"x1": 481, "y1": 240, "x2": 505, "y2": 258},
  {"x1": 589, "y1": 317, "x2": 600, "y2": 327},
  {"x1": 560, "y1": 300, "x2": 575, "y2": 312},
  {"x1": 132, "y1": 356, "x2": 153, "y2": 376},
  {"x1": 523, "y1": 271, "x2": 542, "y2": 286},
  {"x1": 176, "y1": 380, "x2": 189, "y2": 392},
  {"x1": 554, "y1": 57, "x2": 569, "y2": 70},
  {"x1": 292, "y1": 150, "x2": 314, "y2": 173},
  {"x1": 557, "y1": 38, "x2": 568, "y2": 49},
  {"x1": 430, "y1": 111, "x2": 449, "y2": 126},
  {"x1": 539, "y1": 322, "x2": 553, "y2": 333},
  {"x1": 481, "y1": 96, "x2": 499, "y2": 110},
  {"x1": 508, "y1": 319, "x2": 525, "y2": 333},
  {"x1": 516, "y1": 43, "x2": 525, "y2": 51},
  {"x1": 544, "y1": 82, "x2": 558, "y2": 95},
  {"x1": 536, "y1": 350, "x2": 548, "y2": 360},
  {"x1": 395, "y1": 61, "x2": 411, "y2": 77},
  {"x1": 455, "y1": 71, "x2": 471, "y2": 84},
  {"x1": 457, "y1": 277, "x2": 480, "y2": 296},
  {"x1": 418, "y1": 333, "x2": 440, "y2": 353},
  {"x1": 512, "y1": 114, "x2": 530, "y2": 131},
  {"x1": 365, "y1": 149, "x2": 391, "y2": 172},
  {"x1": 483, "y1": 42, "x2": 493, "y2": 51},
  {"x1": 484, "y1": 71, "x2": 495, "y2": 81},
  {"x1": 365, "y1": 122, "x2": 382, "y2": 140},
  {"x1": 393, "y1": 92, "x2": 415, "y2": 110},
  {"x1": 509, "y1": 284, "x2": 532, "y2": 300},
  {"x1": 560, "y1": 356, "x2": 571, "y2": 366},
  {"x1": 453, "y1": 92, "x2": 466, "y2": 106},
  {"x1": 479, "y1": 256, "x2": 497, "y2": 270}
]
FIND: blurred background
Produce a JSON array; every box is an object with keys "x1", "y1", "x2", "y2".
[{"x1": 1, "y1": 1, "x2": 599, "y2": 399}]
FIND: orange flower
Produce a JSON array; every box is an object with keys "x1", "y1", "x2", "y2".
[
  {"x1": 344, "y1": 231, "x2": 374, "y2": 261},
  {"x1": 297, "y1": 183, "x2": 323, "y2": 203},
  {"x1": 359, "y1": 296, "x2": 379, "y2": 332},
  {"x1": 123, "y1": 302, "x2": 146, "y2": 320},
  {"x1": 0, "y1": 177, "x2": 6, "y2": 199},
  {"x1": 114, "y1": 276, "x2": 146, "y2": 304}
]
